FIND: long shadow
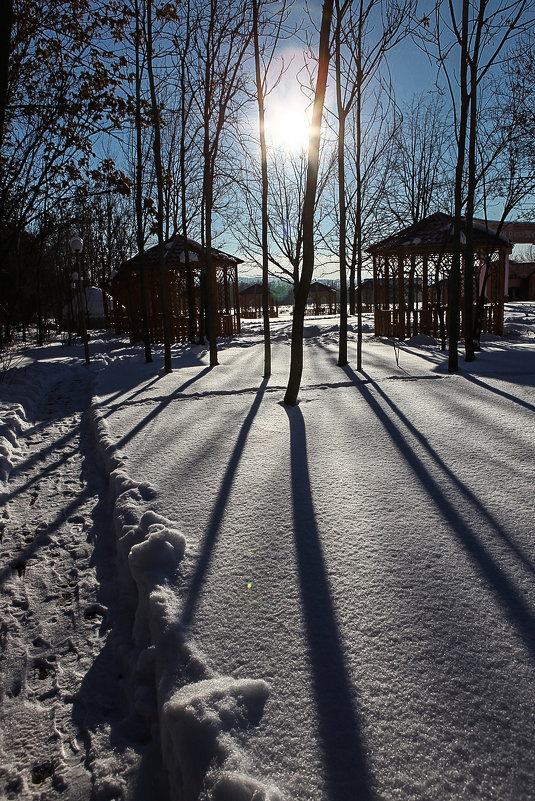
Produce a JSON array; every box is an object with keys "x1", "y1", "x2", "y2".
[
  {"x1": 352, "y1": 367, "x2": 535, "y2": 578},
  {"x1": 3, "y1": 442, "x2": 79, "y2": 505},
  {"x1": 342, "y1": 366, "x2": 535, "y2": 658},
  {"x1": 180, "y1": 378, "x2": 269, "y2": 630},
  {"x1": 463, "y1": 372, "x2": 535, "y2": 414},
  {"x1": 284, "y1": 405, "x2": 372, "y2": 801},
  {"x1": 113, "y1": 366, "x2": 213, "y2": 451},
  {"x1": 0, "y1": 484, "x2": 92, "y2": 588},
  {"x1": 97, "y1": 373, "x2": 162, "y2": 417}
]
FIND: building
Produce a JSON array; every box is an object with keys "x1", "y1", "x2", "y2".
[
  {"x1": 507, "y1": 261, "x2": 535, "y2": 301},
  {"x1": 307, "y1": 281, "x2": 337, "y2": 315},
  {"x1": 239, "y1": 283, "x2": 278, "y2": 318},
  {"x1": 368, "y1": 212, "x2": 512, "y2": 339},
  {"x1": 105, "y1": 235, "x2": 242, "y2": 343}
]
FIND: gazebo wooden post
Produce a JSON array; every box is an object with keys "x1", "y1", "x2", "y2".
[
  {"x1": 224, "y1": 266, "x2": 231, "y2": 313},
  {"x1": 391, "y1": 256, "x2": 397, "y2": 312},
  {"x1": 384, "y1": 256, "x2": 394, "y2": 337},
  {"x1": 409, "y1": 255, "x2": 415, "y2": 336},
  {"x1": 384, "y1": 257, "x2": 389, "y2": 309},
  {"x1": 422, "y1": 255, "x2": 429, "y2": 334},
  {"x1": 373, "y1": 255, "x2": 379, "y2": 334},
  {"x1": 496, "y1": 251, "x2": 505, "y2": 334},
  {"x1": 398, "y1": 255, "x2": 405, "y2": 339},
  {"x1": 233, "y1": 265, "x2": 241, "y2": 333}
]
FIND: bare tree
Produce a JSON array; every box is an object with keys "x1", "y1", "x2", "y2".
[
  {"x1": 471, "y1": 51, "x2": 535, "y2": 345},
  {"x1": 421, "y1": 0, "x2": 533, "y2": 371},
  {"x1": 176, "y1": 0, "x2": 202, "y2": 343},
  {"x1": 134, "y1": 0, "x2": 152, "y2": 362},
  {"x1": 251, "y1": 0, "x2": 291, "y2": 378},
  {"x1": 385, "y1": 94, "x2": 454, "y2": 226},
  {"x1": 194, "y1": 0, "x2": 253, "y2": 367},
  {"x1": 330, "y1": 0, "x2": 414, "y2": 371},
  {"x1": 0, "y1": 0, "x2": 133, "y2": 338},
  {"x1": 145, "y1": 0, "x2": 172, "y2": 372},
  {"x1": 284, "y1": 0, "x2": 334, "y2": 406}
]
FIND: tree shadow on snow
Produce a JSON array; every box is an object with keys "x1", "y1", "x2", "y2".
[
  {"x1": 0, "y1": 482, "x2": 93, "y2": 589},
  {"x1": 342, "y1": 365, "x2": 535, "y2": 659},
  {"x1": 179, "y1": 377, "x2": 269, "y2": 631},
  {"x1": 111, "y1": 366, "x2": 213, "y2": 451},
  {"x1": 462, "y1": 372, "x2": 535, "y2": 414},
  {"x1": 284, "y1": 405, "x2": 372, "y2": 801}
]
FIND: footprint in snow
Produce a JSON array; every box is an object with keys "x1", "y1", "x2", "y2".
[
  {"x1": 14, "y1": 561, "x2": 26, "y2": 578},
  {"x1": 31, "y1": 764, "x2": 53, "y2": 785}
]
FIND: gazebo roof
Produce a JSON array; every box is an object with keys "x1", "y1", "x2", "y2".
[
  {"x1": 239, "y1": 283, "x2": 265, "y2": 295},
  {"x1": 309, "y1": 281, "x2": 335, "y2": 293},
  {"x1": 121, "y1": 234, "x2": 243, "y2": 271},
  {"x1": 368, "y1": 212, "x2": 512, "y2": 256}
]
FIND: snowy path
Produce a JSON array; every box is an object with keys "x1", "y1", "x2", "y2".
[
  {"x1": 0, "y1": 362, "x2": 154, "y2": 800},
  {"x1": 1, "y1": 310, "x2": 534, "y2": 801},
  {"x1": 95, "y1": 318, "x2": 535, "y2": 801}
]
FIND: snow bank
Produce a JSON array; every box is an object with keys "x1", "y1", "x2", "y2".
[
  {"x1": 0, "y1": 405, "x2": 27, "y2": 483},
  {"x1": 163, "y1": 677, "x2": 281, "y2": 801},
  {"x1": 90, "y1": 397, "x2": 278, "y2": 800},
  {"x1": 405, "y1": 333, "x2": 439, "y2": 346},
  {"x1": 0, "y1": 363, "x2": 48, "y2": 484}
]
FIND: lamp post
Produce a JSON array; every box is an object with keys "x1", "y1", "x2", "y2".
[{"x1": 69, "y1": 235, "x2": 90, "y2": 365}]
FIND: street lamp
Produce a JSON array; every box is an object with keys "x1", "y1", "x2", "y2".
[{"x1": 69, "y1": 235, "x2": 90, "y2": 365}]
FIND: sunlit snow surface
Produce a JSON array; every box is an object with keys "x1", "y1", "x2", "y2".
[{"x1": 1, "y1": 303, "x2": 534, "y2": 800}]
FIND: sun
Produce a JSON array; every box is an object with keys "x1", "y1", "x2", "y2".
[{"x1": 264, "y1": 103, "x2": 311, "y2": 154}]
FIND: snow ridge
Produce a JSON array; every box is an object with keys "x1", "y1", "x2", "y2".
[
  {"x1": 90, "y1": 399, "x2": 281, "y2": 801},
  {"x1": 0, "y1": 363, "x2": 47, "y2": 485}
]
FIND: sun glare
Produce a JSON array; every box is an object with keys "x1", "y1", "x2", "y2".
[{"x1": 264, "y1": 104, "x2": 310, "y2": 154}]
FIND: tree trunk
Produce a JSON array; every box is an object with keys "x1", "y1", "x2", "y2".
[
  {"x1": 448, "y1": 0, "x2": 469, "y2": 373},
  {"x1": 464, "y1": 3, "x2": 484, "y2": 363},
  {"x1": 355, "y1": 78, "x2": 363, "y2": 371},
  {"x1": 463, "y1": 62, "x2": 477, "y2": 362},
  {"x1": 135, "y1": 0, "x2": 152, "y2": 363},
  {"x1": 335, "y1": 8, "x2": 348, "y2": 368},
  {"x1": 203, "y1": 134, "x2": 219, "y2": 366},
  {"x1": 146, "y1": 0, "x2": 172, "y2": 373},
  {"x1": 253, "y1": 0, "x2": 271, "y2": 377},
  {"x1": 284, "y1": 0, "x2": 334, "y2": 406},
  {"x1": 177, "y1": 0, "x2": 196, "y2": 344}
]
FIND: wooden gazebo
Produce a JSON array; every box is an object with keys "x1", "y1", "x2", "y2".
[
  {"x1": 106, "y1": 235, "x2": 242, "y2": 343},
  {"x1": 368, "y1": 212, "x2": 512, "y2": 340},
  {"x1": 239, "y1": 283, "x2": 278, "y2": 318},
  {"x1": 307, "y1": 281, "x2": 337, "y2": 315}
]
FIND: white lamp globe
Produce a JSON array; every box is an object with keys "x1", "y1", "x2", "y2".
[{"x1": 69, "y1": 236, "x2": 83, "y2": 253}]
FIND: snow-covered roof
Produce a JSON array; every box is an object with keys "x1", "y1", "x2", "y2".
[
  {"x1": 120, "y1": 234, "x2": 243, "y2": 272},
  {"x1": 368, "y1": 212, "x2": 512, "y2": 255}
]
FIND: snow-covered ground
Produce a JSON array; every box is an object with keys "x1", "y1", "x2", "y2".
[{"x1": 1, "y1": 303, "x2": 534, "y2": 801}]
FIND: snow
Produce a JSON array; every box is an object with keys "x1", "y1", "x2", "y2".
[
  {"x1": 1, "y1": 304, "x2": 535, "y2": 800},
  {"x1": 66, "y1": 286, "x2": 108, "y2": 322}
]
